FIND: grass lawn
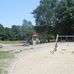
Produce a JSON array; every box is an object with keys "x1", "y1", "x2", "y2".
[
  {"x1": 0, "y1": 51, "x2": 15, "y2": 74},
  {"x1": 0, "y1": 41, "x2": 22, "y2": 44},
  {"x1": 0, "y1": 51, "x2": 14, "y2": 59}
]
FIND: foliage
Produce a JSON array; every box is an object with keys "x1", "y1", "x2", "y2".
[
  {"x1": 32, "y1": 0, "x2": 57, "y2": 40},
  {"x1": 21, "y1": 19, "x2": 35, "y2": 40},
  {"x1": 54, "y1": 0, "x2": 74, "y2": 35},
  {"x1": 0, "y1": 0, "x2": 74, "y2": 41},
  {"x1": 33, "y1": 0, "x2": 74, "y2": 39},
  {"x1": 0, "y1": 24, "x2": 6, "y2": 40},
  {"x1": 0, "y1": 19, "x2": 35, "y2": 41},
  {"x1": 32, "y1": 0, "x2": 56, "y2": 26}
]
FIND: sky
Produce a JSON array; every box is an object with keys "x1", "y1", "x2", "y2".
[{"x1": 0, "y1": 0, "x2": 40, "y2": 27}]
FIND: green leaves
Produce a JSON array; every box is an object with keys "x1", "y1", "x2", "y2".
[
  {"x1": 32, "y1": 0, "x2": 57, "y2": 40},
  {"x1": 32, "y1": 0, "x2": 74, "y2": 40},
  {"x1": 55, "y1": 0, "x2": 74, "y2": 35},
  {"x1": 33, "y1": 0, "x2": 56, "y2": 26},
  {"x1": 0, "y1": 19, "x2": 35, "y2": 40}
]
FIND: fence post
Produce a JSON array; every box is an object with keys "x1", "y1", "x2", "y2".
[{"x1": 54, "y1": 34, "x2": 59, "y2": 52}]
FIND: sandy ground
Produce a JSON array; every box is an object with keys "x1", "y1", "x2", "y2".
[{"x1": 8, "y1": 42, "x2": 74, "y2": 74}]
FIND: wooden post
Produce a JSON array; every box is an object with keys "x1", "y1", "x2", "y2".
[{"x1": 54, "y1": 34, "x2": 59, "y2": 52}]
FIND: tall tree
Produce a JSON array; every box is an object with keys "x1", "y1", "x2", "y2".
[
  {"x1": 4, "y1": 27, "x2": 12, "y2": 40},
  {"x1": 32, "y1": 0, "x2": 57, "y2": 41},
  {"x1": 33, "y1": 0, "x2": 57, "y2": 26},
  {"x1": 21, "y1": 19, "x2": 35, "y2": 40},
  {"x1": 11, "y1": 25, "x2": 20, "y2": 40},
  {"x1": 54, "y1": 0, "x2": 74, "y2": 35}
]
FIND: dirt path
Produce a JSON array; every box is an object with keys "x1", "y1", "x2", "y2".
[{"x1": 9, "y1": 43, "x2": 74, "y2": 74}]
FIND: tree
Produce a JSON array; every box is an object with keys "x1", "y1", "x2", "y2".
[
  {"x1": 0, "y1": 24, "x2": 6, "y2": 40},
  {"x1": 54, "y1": 0, "x2": 74, "y2": 35},
  {"x1": 4, "y1": 27, "x2": 12, "y2": 40},
  {"x1": 33, "y1": 0, "x2": 57, "y2": 26},
  {"x1": 11, "y1": 25, "x2": 21, "y2": 40},
  {"x1": 32, "y1": 0, "x2": 57, "y2": 41},
  {"x1": 21, "y1": 19, "x2": 35, "y2": 40}
]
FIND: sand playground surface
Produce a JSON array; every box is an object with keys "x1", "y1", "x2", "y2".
[{"x1": 5, "y1": 42, "x2": 74, "y2": 74}]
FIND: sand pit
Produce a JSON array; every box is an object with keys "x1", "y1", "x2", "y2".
[{"x1": 8, "y1": 42, "x2": 74, "y2": 74}]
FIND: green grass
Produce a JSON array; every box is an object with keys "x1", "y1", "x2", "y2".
[
  {"x1": 0, "y1": 41, "x2": 22, "y2": 44},
  {"x1": 0, "y1": 51, "x2": 14, "y2": 59},
  {"x1": 0, "y1": 51, "x2": 15, "y2": 74},
  {"x1": 0, "y1": 61, "x2": 8, "y2": 74}
]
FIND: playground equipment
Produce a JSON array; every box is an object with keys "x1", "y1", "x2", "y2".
[{"x1": 32, "y1": 34, "x2": 40, "y2": 45}]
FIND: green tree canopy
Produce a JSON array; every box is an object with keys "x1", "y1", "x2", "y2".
[
  {"x1": 54, "y1": 0, "x2": 74, "y2": 35},
  {"x1": 33, "y1": 0, "x2": 74, "y2": 37}
]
